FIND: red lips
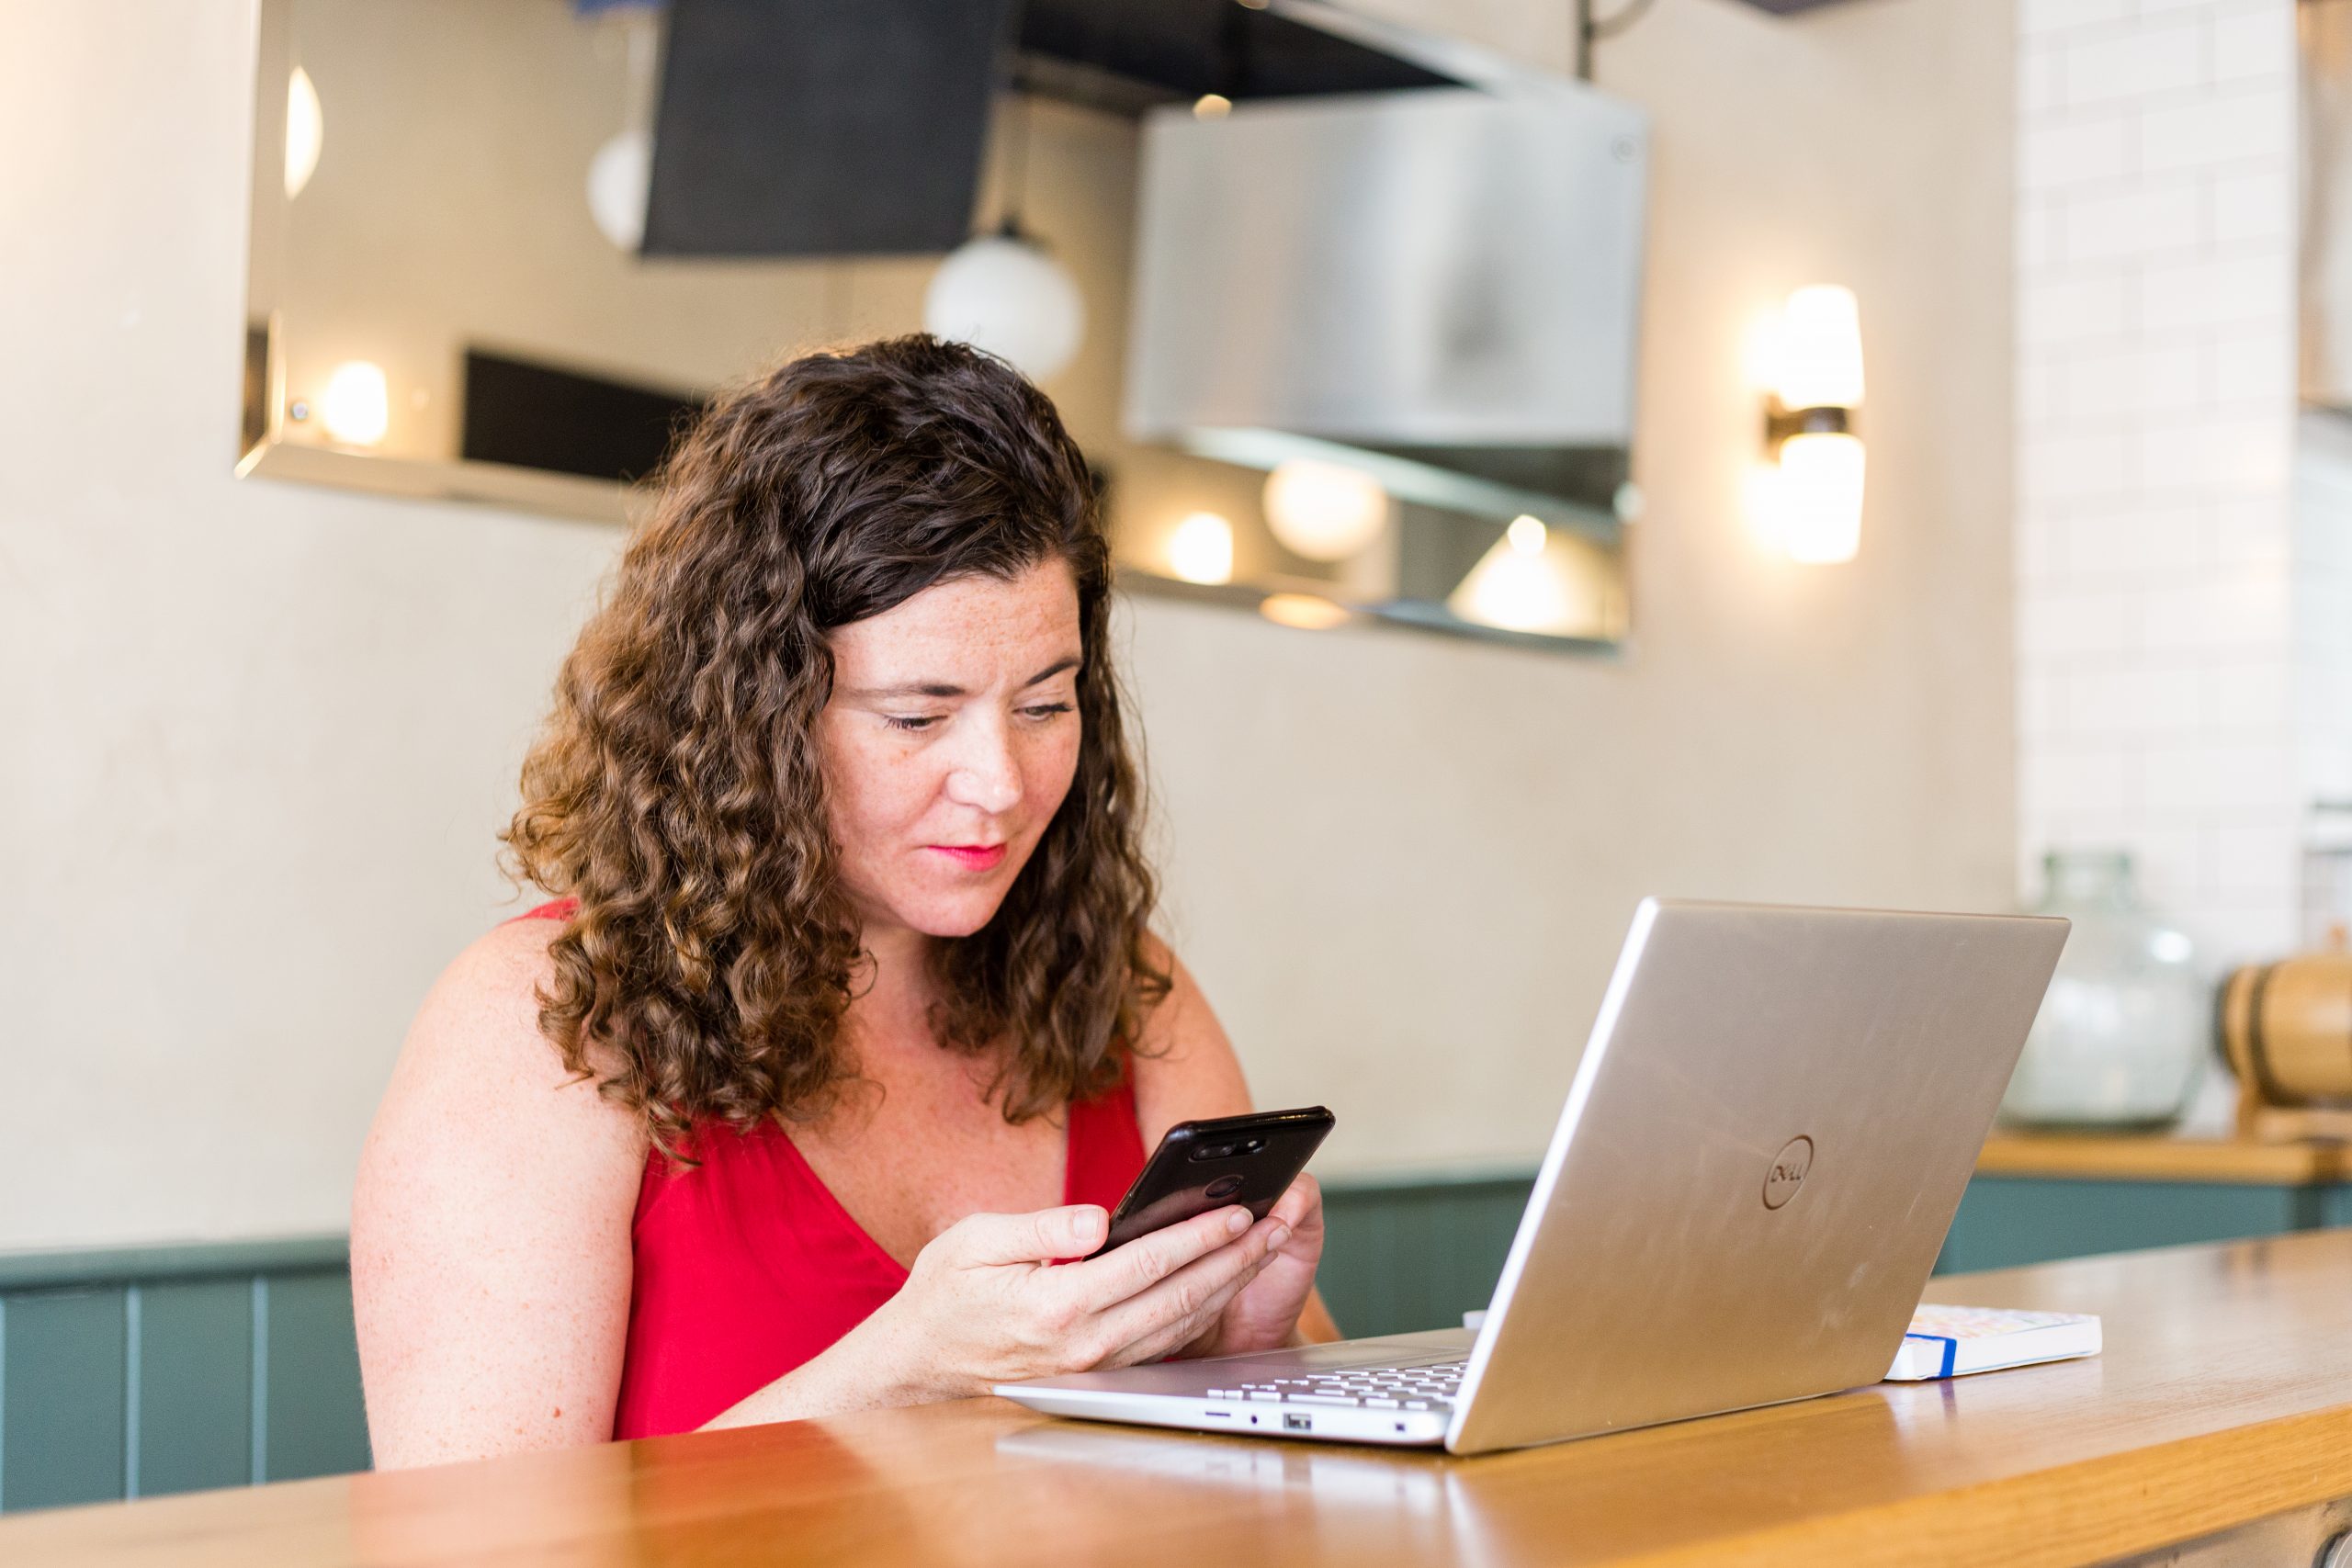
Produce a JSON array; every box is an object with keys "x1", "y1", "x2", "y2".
[{"x1": 926, "y1": 843, "x2": 1009, "y2": 871}]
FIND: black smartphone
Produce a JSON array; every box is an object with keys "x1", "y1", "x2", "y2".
[{"x1": 1086, "y1": 1106, "x2": 1335, "y2": 1258}]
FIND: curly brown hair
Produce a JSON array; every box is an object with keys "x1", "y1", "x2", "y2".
[{"x1": 503, "y1": 334, "x2": 1168, "y2": 1152}]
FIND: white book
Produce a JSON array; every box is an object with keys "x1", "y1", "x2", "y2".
[{"x1": 1883, "y1": 1303, "x2": 2102, "y2": 1381}]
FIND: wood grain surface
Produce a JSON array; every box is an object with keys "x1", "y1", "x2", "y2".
[
  {"x1": 1975, "y1": 1132, "x2": 2352, "y2": 1185},
  {"x1": 9, "y1": 1229, "x2": 2352, "y2": 1567}
]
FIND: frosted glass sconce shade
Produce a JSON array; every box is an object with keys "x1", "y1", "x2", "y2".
[
  {"x1": 1773, "y1": 286, "x2": 1863, "y2": 412},
  {"x1": 1773, "y1": 432, "x2": 1865, "y2": 564}
]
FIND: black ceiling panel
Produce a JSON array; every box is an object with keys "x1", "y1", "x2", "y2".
[{"x1": 643, "y1": 0, "x2": 1015, "y2": 258}]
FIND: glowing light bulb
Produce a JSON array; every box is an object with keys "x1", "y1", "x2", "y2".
[
  {"x1": 1166, "y1": 512, "x2": 1235, "y2": 585},
  {"x1": 321, "y1": 360, "x2": 390, "y2": 447},
  {"x1": 1507, "y1": 514, "x2": 1547, "y2": 555},
  {"x1": 285, "y1": 66, "x2": 323, "y2": 199},
  {"x1": 1261, "y1": 459, "x2": 1386, "y2": 562}
]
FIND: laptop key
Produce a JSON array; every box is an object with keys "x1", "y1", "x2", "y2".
[{"x1": 1288, "y1": 1393, "x2": 1362, "y2": 1406}]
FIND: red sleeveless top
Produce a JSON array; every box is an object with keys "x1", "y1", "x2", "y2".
[{"x1": 515, "y1": 900, "x2": 1147, "y2": 1438}]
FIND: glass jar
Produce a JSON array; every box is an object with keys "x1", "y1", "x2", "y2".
[{"x1": 1998, "y1": 850, "x2": 2210, "y2": 1131}]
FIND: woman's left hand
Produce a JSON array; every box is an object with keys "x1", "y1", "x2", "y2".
[{"x1": 1180, "y1": 1174, "x2": 1325, "y2": 1359}]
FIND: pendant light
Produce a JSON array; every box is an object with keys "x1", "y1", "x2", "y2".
[
  {"x1": 586, "y1": 6, "x2": 661, "y2": 253},
  {"x1": 924, "y1": 95, "x2": 1085, "y2": 382}
]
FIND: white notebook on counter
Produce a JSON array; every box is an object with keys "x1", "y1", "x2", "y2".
[
  {"x1": 1455, "y1": 1303, "x2": 2102, "y2": 1382},
  {"x1": 1882, "y1": 1304, "x2": 2102, "y2": 1381}
]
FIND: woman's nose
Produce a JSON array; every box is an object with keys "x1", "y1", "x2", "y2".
[{"x1": 944, "y1": 721, "x2": 1023, "y2": 815}]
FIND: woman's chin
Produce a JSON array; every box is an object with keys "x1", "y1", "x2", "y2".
[{"x1": 899, "y1": 892, "x2": 1012, "y2": 941}]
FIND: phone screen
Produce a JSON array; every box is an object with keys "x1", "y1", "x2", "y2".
[{"x1": 1088, "y1": 1106, "x2": 1334, "y2": 1258}]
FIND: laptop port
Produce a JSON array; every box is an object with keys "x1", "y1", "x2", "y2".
[{"x1": 1283, "y1": 1413, "x2": 1312, "y2": 1432}]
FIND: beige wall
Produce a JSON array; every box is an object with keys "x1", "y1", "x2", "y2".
[{"x1": 0, "y1": 0, "x2": 2013, "y2": 1250}]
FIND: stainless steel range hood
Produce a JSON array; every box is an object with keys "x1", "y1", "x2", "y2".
[{"x1": 1123, "y1": 71, "x2": 1649, "y2": 536}]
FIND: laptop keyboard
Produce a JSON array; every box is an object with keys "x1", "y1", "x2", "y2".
[{"x1": 1202, "y1": 1359, "x2": 1466, "y2": 1413}]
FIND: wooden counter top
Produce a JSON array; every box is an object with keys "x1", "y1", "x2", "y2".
[
  {"x1": 1976, "y1": 1132, "x2": 2352, "y2": 1184},
  {"x1": 11, "y1": 1229, "x2": 2352, "y2": 1567}
]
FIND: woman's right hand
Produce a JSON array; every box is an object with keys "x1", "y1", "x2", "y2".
[{"x1": 858, "y1": 1201, "x2": 1290, "y2": 1403}]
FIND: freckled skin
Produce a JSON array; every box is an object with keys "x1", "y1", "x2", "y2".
[
  {"x1": 814, "y1": 561, "x2": 1086, "y2": 948},
  {"x1": 352, "y1": 562, "x2": 1335, "y2": 1470}
]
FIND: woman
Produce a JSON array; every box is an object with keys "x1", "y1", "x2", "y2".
[{"x1": 351, "y1": 335, "x2": 1336, "y2": 1468}]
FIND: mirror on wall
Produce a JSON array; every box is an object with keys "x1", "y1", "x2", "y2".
[{"x1": 241, "y1": 0, "x2": 1644, "y2": 651}]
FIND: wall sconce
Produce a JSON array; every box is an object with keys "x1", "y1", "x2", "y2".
[{"x1": 1760, "y1": 285, "x2": 1865, "y2": 565}]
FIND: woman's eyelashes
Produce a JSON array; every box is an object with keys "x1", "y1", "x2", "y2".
[{"x1": 879, "y1": 701, "x2": 1073, "y2": 733}]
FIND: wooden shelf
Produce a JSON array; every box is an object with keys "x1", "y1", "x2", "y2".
[{"x1": 1977, "y1": 1132, "x2": 2352, "y2": 1185}]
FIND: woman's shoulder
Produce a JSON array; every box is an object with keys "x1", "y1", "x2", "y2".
[
  {"x1": 364, "y1": 909, "x2": 645, "y2": 1186},
  {"x1": 421, "y1": 907, "x2": 570, "y2": 1059},
  {"x1": 1125, "y1": 937, "x2": 1253, "y2": 1145}
]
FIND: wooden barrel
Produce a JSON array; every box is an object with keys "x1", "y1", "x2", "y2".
[{"x1": 2222, "y1": 954, "x2": 2352, "y2": 1106}]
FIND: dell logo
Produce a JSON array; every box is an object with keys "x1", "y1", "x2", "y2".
[{"x1": 1762, "y1": 1136, "x2": 1815, "y2": 1210}]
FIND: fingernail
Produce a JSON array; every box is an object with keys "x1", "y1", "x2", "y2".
[
  {"x1": 1226, "y1": 1209, "x2": 1250, "y2": 1236},
  {"x1": 1266, "y1": 1223, "x2": 1291, "y2": 1250},
  {"x1": 1072, "y1": 1209, "x2": 1103, "y2": 1244}
]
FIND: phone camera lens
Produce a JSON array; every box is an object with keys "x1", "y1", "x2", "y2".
[{"x1": 1192, "y1": 1142, "x2": 1237, "y2": 1161}]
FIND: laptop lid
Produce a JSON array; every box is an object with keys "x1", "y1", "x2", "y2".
[{"x1": 1445, "y1": 899, "x2": 2067, "y2": 1455}]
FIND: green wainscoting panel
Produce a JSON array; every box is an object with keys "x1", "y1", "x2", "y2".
[
  {"x1": 135, "y1": 1280, "x2": 254, "y2": 1498},
  {"x1": 0, "y1": 1288, "x2": 127, "y2": 1512},
  {"x1": 259, "y1": 1273, "x2": 371, "y2": 1483},
  {"x1": 1318, "y1": 1172, "x2": 1536, "y2": 1338},
  {"x1": 1936, "y1": 1178, "x2": 2335, "y2": 1275},
  {"x1": 0, "y1": 1236, "x2": 356, "y2": 1515}
]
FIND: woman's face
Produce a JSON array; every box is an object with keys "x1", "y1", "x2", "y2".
[{"x1": 816, "y1": 558, "x2": 1085, "y2": 944}]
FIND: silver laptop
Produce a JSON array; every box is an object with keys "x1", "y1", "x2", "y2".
[{"x1": 996, "y1": 898, "x2": 2067, "y2": 1455}]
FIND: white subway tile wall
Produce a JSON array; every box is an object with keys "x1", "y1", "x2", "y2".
[
  {"x1": 2012, "y1": 0, "x2": 2301, "y2": 963},
  {"x1": 2293, "y1": 423, "x2": 2352, "y2": 847}
]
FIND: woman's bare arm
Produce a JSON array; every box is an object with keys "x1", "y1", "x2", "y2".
[{"x1": 351, "y1": 919, "x2": 647, "y2": 1468}]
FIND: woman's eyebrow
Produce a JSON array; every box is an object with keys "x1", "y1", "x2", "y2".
[
  {"x1": 842, "y1": 657, "x2": 1080, "y2": 703},
  {"x1": 843, "y1": 681, "x2": 967, "y2": 699},
  {"x1": 1021, "y1": 655, "x2": 1081, "y2": 687}
]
